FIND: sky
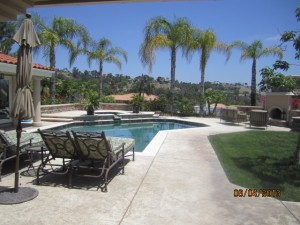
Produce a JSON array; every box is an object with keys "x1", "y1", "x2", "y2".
[{"x1": 26, "y1": 0, "x2": 299, "y2": 84}]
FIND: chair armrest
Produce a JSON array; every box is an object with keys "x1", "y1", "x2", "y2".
[
  {"x1": 111, "y1": 142, "x2": 125, "y2": 160},
  {"x1": 113, "y1": 142, "x2": 125, "y2": 154},
  {"x1": 19, "y1": 137, "x2": 33, "y2": 149},
  {"x1": 20, "y1": 137, "x2": 33, "y2": 144}
]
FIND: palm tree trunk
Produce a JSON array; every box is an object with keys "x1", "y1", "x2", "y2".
[
  {"x1": 251, "y1": 59, "x2": 257, "y2": 106},
  {"x1": 207, "y1": 101, "x2": 211, "y2": 115},
  {"x1": 50, "y1": 47, "x2": 56, "y2": 101},
  {"x1": 170, "y1": 46, "x2": 176, "y2": 114},
  {"x1": 199, "y1": 54, "x2": 206, "y2": 115},
  {"x1": 137, "y1": 75, "x2": 144, "y2": 97},
  {"x1": 99, "y1": 61, "x2": 103, "y2": 96}
]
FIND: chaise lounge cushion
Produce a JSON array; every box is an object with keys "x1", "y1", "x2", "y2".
[
  {"x1": 108, "y1": 136, "x2": 135, "y2": 160},
  {"x1": 0, "y1": 130, "x2": 43, "y2": 154}
]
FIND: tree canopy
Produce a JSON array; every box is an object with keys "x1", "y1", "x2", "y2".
[
  {"x1": 140, "y1": 16, "x2": 193, "y2": 113},
  {"x1": 231, "y1": 40, "x2": 283, "y2": 106}
]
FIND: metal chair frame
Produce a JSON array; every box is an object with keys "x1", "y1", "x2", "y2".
[
  {"x1": 37, "y1": 129, "x2": 77, "y2": 187},
  {"x1": 0, "y1": 132, "x2": 33, "y2": 181},
  {"x1": 71, "y1": 131, "x2": 125, "y2": 192}
]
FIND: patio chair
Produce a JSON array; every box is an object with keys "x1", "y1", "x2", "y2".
[
  {"x1": 249, "y1": 110, "x2": 269, "y2": 129},
  {"x1": 0, "y1": 130, "x2": 43, "y2": 181},
  {"x1": 220, "y1": 107, "x2": 247, "y2": 124},
  {"x1": 37, "y1": 129, "x2": 77, "y2": 187},
  {"x1": 71, "y1": 131, "x2": 135, "y2": 192}
]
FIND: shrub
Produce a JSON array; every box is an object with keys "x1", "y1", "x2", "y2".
[{"x1": 100, "y1": 96, "x2": 116, "y2": 103}]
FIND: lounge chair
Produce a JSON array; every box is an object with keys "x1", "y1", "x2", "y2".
[
  {"x1": 0, "y1": 130, "x2": 43, "y2": 181},
  {"x1": 37, "y1": 129, "x2": 77, "y2": 187},
  {"x1": 71, "y1": 131, "x2": 135, "y2": 192}
]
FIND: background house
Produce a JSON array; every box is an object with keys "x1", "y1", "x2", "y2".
[{"x1": 0, "y1": 52, "x2": 54, "y2": 126}]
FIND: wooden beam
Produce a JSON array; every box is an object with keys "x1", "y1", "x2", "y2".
[{"x1": 0, "y1": 5, "x2": 20, "y2": 20}]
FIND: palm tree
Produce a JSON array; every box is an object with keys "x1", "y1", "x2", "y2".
[
  {"x1": 132, "y1": 74, "x2": 155, "y2": 97},
  {"x1": 34, "y1": 14, "x2": 89, "y2": 100},
  {"x1": 186, "y1": 29, "x2": 230, "y2": 114},
  {"x1": 231, "y1": 40, "x2": 283, "y2": 106},
  {"x1": 140, "y1": 16, "x2": 193, "y2": 114},
  {"x1": 0, "y1": 21, "x2": 17, "y2": 54},
  {"x1": 76, "y1": 38, "x2": 127, "y2": 96}
]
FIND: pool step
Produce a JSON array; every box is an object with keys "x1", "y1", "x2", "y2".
[
  {"x1": 42, "y1": 114, "x2": 76, "y2": 119},
  {"x1": 41, "y1": 117, "x2": 74, "y2": 122},
  {"x1": 41, "y1": 112, "x2": 159, "y2": 122}
]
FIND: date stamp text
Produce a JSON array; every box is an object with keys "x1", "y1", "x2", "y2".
[{"x1": 233, "y1": 189, "x2": 281, "y2": 198}]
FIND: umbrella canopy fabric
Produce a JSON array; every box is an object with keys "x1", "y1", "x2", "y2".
[{"x1": 11, "y1": 14, "x2": 40, "y2": 119}]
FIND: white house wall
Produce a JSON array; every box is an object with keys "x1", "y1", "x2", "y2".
[
  {"x1": 0, "y1": 62, "x2": 53, "y2": 78},
  {"x1": 0, "y1": 62, "x2": 54, "y2": 126}
]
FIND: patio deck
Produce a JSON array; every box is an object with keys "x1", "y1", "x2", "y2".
[{"x1": 0, "y1": 116, "x2": 299, "y2": 225}]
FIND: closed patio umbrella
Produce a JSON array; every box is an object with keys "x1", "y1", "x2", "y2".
[{"x1": 0, "y1": 13, "x2": 40, "y2": 204}]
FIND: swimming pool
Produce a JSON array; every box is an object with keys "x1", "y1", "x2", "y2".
[{"x1": 56, "y1": 120, "x2": 204, "y2": 152}]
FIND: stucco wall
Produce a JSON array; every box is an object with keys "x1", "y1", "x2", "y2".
[
  {"x1": 100, "y1": 103, "x2": 132, "y2": 111},
  {"x1": 288, "y1": 110, "x2": 300, "y2": 126},
  {"x1": 41, "y1": 104, "x2": 82, "y2": 114},
  {"x1": 266, "y1": 95, "x2": 291, "y2": 112},
  {"x1": 41, "y1": 103, "x2": 132, "y2": 114}
]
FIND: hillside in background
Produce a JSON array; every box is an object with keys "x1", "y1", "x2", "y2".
[{"x1": 41, "y1": 67, "x2": 252, "y2": 109}]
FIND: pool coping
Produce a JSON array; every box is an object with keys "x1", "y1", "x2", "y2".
[{"x1": 25, "y1": 117, "x2": 210, "y2": 156}]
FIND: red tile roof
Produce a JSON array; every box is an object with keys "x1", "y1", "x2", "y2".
[{"x1": 0, "y1": 52, "x2": 53, "y2": 71}]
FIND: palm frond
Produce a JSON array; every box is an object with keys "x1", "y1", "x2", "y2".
[
  {"x1": 215, "y1": 42, "x2": 232, "y2": 62},
  {"x1": 68, "y1": 41, "x2": 85, "y2": 67},
  {"x1": 144, "y1": 16, "x2": 170, "y2": 39},
  {"x1": 258, "y1": 46, "x2": 284, "y2": 59},
  {"x1": 98, "y1": 38, "x2": 112, "y2": 50},
  {"x1": 83, "y1": 37, "x2": 127, "y2": 72},
  {"x1": 107, "y1": 47, "x2": 128, "y2": 63},
  {"x1": 139, "y1": 41, "x2": 154, "y2": 72},
  {"x1": 105, "y1": 56, "x2": 122, "y2": 70},
  {"x1": 230, "y1": 40, "x2": 248, "y2": 50}
]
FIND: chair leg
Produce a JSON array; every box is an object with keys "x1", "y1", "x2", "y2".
[
  {"x1": 132, "y1": 147, "x2": 135, "y2": 161},
  {"x1": 36, "y1": 165, "x2": 41, "y2": 185},
  {"x1": 69, "y1": 167, "x2": 73, "y2": 189},
  {"x1": 103, "y1": 169, "x2": 109, "y2": 192},
  {"x1": 0, "y1": 160, "x2": 4, "y2": 182},
  {"x1": 122, "y1": 150, "x2": 125, "y2": 175}
]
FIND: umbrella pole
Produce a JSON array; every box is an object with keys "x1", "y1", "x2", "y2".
[{"x1": 14, "y1": 119, "x2": 22, "y2": 193}]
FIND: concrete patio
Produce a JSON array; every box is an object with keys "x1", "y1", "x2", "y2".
[{"x1": 0, "y1": 116, "x2": 299, "y2": 225}]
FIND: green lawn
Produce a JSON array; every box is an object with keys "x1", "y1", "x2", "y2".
[{"x1": 209, "y1": 131, "x2": 300, "y2": 202}]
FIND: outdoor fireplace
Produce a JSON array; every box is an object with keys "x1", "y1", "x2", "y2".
[
  {"x1": 269, "y1": 107, "x2": 285, "y2": 120},
  {"x1": 265, "y1": 92, "x2": 293, "y2": 122}
]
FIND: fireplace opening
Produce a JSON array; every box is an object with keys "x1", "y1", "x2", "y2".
[{"x1": 269, "y1": 108, "x2": 282, "y2": 120}]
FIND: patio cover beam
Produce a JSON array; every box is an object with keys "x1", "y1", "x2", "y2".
[
  {"x1": 0, "y1": 0, "x2": 206, "y2": 21},
  {"x1": 0, "y1": 62, "x2": 54, "y2": 78}
]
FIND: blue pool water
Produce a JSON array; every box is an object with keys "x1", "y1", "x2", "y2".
[{"x1": 58, "y1": 122, "x2": 200, "y2": 152}]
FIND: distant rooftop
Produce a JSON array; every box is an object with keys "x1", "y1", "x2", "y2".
[{"x1": 110, "y1": 93, "x2": 158, "y2": 103}]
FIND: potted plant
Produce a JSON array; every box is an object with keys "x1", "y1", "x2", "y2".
[
  {"x1": 80, "y1": 90, "x2": 101, "y2": 115},
  {"x1": 131, "y1": 94, "x2": 144, "y2": 113}
]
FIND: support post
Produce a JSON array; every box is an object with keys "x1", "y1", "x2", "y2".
[{"x1": 33, "y1": 77, "x2": 42, "y2": 127}]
